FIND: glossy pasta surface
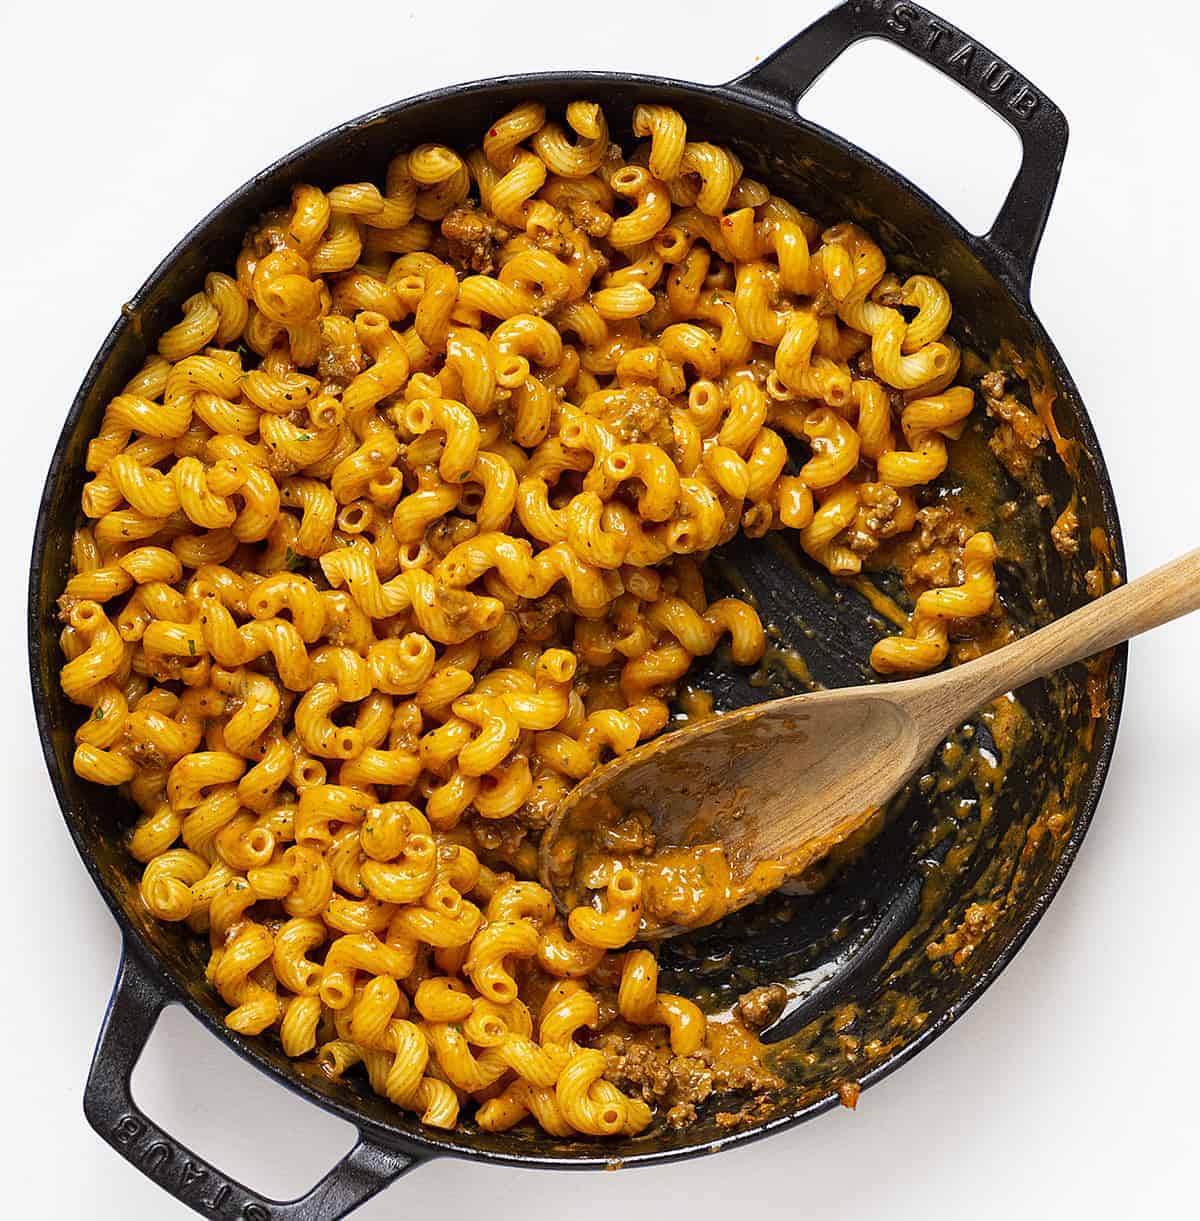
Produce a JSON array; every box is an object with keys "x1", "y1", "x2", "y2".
[{"x1": 58, "y1": 99, "x2": 998, "y2": 1137}]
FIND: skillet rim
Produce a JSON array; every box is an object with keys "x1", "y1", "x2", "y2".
[{"x1": 27, "y1": 66, "x2": 1128, "y2": 1169}]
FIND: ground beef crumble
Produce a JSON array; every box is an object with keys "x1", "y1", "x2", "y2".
[
  {"x1": 838, "y1": 1081, "x2": 861, "y2": 1110},
  {"x1": 907, "y1": 505, "x2": 971, "y2": 589},
  {"x1": 844, "y1": 484, "x2": 903, "y2": 556},
  {"x1": 596, "y1": 1033, "x2": 714, "y2": 1111},
  {"x1": 735, "y1": 984, "x2": 789, "y2": 1031},
  {"x1": 317, "y1": 342, "x2": 363, "y2": 387},
  {"x1": 567, "y1": 198, "x2": 613, "y2": 238},
  {"x1": 596, "y1": 1022, "x2": 783, "y2": 1129},
  {"x1": 600, "y1": 384, "x2": 673, "y2": 447},
  {"x1": 441, "y1": 206, "x2": 508, "y2": 274},
  {"x1": 666, "y1": 1101, "x2": 697, "y2": 1129},
  {"x1": 1050, "y1": 501, "x2": 1079, "y2": 556},
  {"x1": 926, "y1": 899, "x2": 1002, "y2": 966},
  {"x1": 980, "y1": 368, "x2": 1049, "y2": 480},
  {"x1": 513, "y1": 773, "x2": 565, "y2": 831},
  {"x1": 978, "y1": 370, "x2": 1006, "y2": 400}
]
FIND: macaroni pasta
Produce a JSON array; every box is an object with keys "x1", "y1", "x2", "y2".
[{"x1": 58, "y1": 98, "x2": 999, "y2": 1138}]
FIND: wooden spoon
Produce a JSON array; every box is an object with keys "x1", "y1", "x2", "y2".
[{"x1": 540, "y1": 547, "x2": 1200, "y2": 939}]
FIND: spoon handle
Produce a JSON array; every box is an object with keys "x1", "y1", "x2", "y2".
[{"x1": 911, "y1": 546, "x2": 1200, "y2": 738}]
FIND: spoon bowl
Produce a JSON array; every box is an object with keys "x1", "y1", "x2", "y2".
[{"x1": 540, "y1": 546, "x2": 1200, "y2": 938}]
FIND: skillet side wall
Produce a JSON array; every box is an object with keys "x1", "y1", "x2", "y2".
[{"x1": 30, "y1": 75, "x2": 1125, "y2": 1165}]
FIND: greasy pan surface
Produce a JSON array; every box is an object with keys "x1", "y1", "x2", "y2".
[{"x1": 29, "y1": 1, "x2": 1126, "y2": 1189}]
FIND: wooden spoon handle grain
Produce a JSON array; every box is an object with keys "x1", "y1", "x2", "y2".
[{"x1": 911, "y1": 546, "x2": 1200, "y2": 739}]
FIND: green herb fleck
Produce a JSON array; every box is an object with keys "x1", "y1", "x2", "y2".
[
  {"x1": 299, "y1": 433, "x2": 313, "y2": 442},
  {"x1": 93, "y1": 707, "x2": 105, "y2": 721},
  {"x1": 284, "y1": 546, "x2": 303, "y2": 571},
  {"x1": 187, "y1": 638, "x2": 197, "y2": 656}
]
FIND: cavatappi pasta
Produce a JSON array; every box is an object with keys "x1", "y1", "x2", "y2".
[{"x1": 58, "y1": 99, "x2": 1000, "y2": 1137}]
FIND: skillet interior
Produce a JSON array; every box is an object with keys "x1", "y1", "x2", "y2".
[{"x1": 30, "y1": 74, "x2": 1125, "y2": 1166}]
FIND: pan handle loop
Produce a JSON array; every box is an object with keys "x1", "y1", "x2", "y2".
[
  {"x1": 84, "y1": 942, "x2": 421, "y2": 1220},
  {"x1": 726, "y1": 0, "x2": 1068, "y2": 292}
]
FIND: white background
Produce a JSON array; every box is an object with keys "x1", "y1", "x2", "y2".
[{"x1": 3, "y1": 1, "x2": 1196, "y2": 1216}]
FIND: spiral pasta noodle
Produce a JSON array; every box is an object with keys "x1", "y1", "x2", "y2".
[{"x1": 57, "y1": 97, "x2": 1001, "y2": 1139}]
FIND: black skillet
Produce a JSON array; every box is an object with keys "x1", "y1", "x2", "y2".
[{"x1": 28, "y1": 2, "x2": 1126, "y2": 1216}]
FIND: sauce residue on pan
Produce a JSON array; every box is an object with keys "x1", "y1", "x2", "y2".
[{"x1": 695, "y1": 346, "x2": 1118, "y2": 1116}]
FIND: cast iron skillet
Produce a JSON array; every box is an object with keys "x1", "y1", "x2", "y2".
[{"x1": 28, "y1": 2, "x2": 1127, "y2": 1217}]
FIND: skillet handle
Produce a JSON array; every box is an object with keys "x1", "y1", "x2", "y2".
[
  {"x1": 727, "y1": 0, "x2": 1068, "y2": 291},
  {"x1": 84, "y1": 943, "x2": 421, "y2": 1220}
]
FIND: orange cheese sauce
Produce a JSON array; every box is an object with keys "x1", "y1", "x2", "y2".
[{"x1": 557, "y1": 789, "x2": 871, "y2": 937}]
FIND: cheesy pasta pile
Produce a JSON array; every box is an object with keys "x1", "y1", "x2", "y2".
[{"x1": 58, "y1": 98, "x2": 997, "y2": 1136}]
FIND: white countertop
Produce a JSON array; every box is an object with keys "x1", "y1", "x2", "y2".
[{"x1": 4, "y1": 1, "x2": 1196, "y2": 1216}]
